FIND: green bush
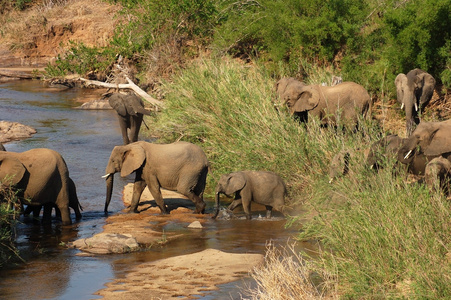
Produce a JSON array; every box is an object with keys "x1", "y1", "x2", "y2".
[
  {"x1": 0, "y1": 182, "x2": 21, "y2": 268},
  {"x1": 108, "y1": 0, "x2": 218, "y2": 56},
  {"x1": 45, "y1": 42, "x2": 117, "y2": 77}
]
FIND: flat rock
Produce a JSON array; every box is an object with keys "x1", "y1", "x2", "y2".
[
  {"x1": 70, "y1": 233, "x2": 140, "y2": 254},
  {"x1": 76, "y1": 99, "x2": 112, "y2": 110},
  {"x1": 0, "y1": 121, "x2": 37, "y2": 143}
]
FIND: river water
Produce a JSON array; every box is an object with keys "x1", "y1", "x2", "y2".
[{"x1": 0, "y1": 80, "x2": 299, "y2": 299}]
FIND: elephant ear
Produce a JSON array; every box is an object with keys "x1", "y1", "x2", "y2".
[
  {"x1": 108, "y1": 94, "x2": 128, "y2": 117},
  {"x1": 121, "y1": 144, "x2": 146, "y2": 177},
  {"x1": 127, "y1": 94, "x2": 152, "y2": 116},
  {"x1": 395, "y1": 73, "x2": 407, "y2": 105},
  {"x1": 225, "y1": 172, "x2": 246, "y2": 195},
  {"x1": 423, "y1": 127, "x2": 451, "y2": 157},
  {"x1": 292, "y1": 85, "x2": 320, "y2": 112},
  {"x1": 0, "y1": 156, "x2": 26, "y2": 186},
  {"x1": 417, "y1": 73, "x2": 436, "y2": 106}
]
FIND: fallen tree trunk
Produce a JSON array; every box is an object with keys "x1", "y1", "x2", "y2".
[
  {"x1": 79, "y1": 77, "x2": 164, "y2": 109},
  {"x1": 0, "y1": 69, "x2": 42, "y2": 79}
]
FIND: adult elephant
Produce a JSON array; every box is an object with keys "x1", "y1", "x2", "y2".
[
  {"x1": 103, "y1": 141, "x2": 209, "y2": 214},
  {"x1": 395, "y1": 68, "x2": 436, "y2": 136},
  {"x1": 283, "y1": 81, "x2": 370, "y2": 128},
  {"x1": 397, "y1": 121, "x2": 451, "y2": 175},
  {"x1": 212, "y1": 171, "x2": 286, "y2": 220},
  {"x1": 23, "y1": 177, "x2": 82, "y2": 224},
  {"x1": 0, "y1": 148, "x2": 81, "y2": 225},
  {"x1": 108, "y1": 93, "x2": 152, "y2": 145}
]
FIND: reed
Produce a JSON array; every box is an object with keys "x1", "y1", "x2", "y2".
[{"x1": 145, "y1": 58, "x2": 451, "y2": 298}]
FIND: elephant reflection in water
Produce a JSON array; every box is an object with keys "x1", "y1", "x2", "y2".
[{"x1": 108, "y1": 93, "x2": 152, "y2": 144}]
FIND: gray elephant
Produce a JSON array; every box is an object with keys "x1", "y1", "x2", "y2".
[
  {"x1": 424, "y1": 156, "x2": 451, "y2": 195},
  {"x1": 0, "y1": 148, "x2": 81, "y2": 225},
  {"x1": 23, "y1": 177, "x2": 82, "y2": 224},
  {"x1": 283, "y1": 81, "x2": 370, "y2": 128},
  {"x1": 212, "y1": 171, "x2": 286, "y2": 220},
  {"x1": 397, "y1": 120, "x2": 451, "y2": 175},
  {"x1": 108, "y1": 93, "x2": 152, "y2": 145},
  {"x1": 103, "y1": 141, "x2": 209, "y2": 214},
  {"x1": 329, "y1": 150, "x2": 352, "y2": 183},
  {"x1": 366, "y1": 134, "x2": 404, "y2": 170},
  {"x1": 395, "y1": 68, "x2": 436, "y2": 135},
  {"x1": 275, "y1": 77, "x2": 305, "y2": 105}
]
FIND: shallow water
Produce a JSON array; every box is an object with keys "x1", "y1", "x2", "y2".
[{"x1": 0, "y1": 80, "x2": 302, "y2": 299}]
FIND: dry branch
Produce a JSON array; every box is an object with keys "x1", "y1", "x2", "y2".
[{"x1": 79, "y1": 76, "x2": 164, "y2": 109}]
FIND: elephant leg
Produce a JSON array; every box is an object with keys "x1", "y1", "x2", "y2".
[
  {"x1": 117, "y1": 115, "x2": 130, "y2": 145},
  {"x1": 240, "y1": 189, "x2": 252, "y2": 220},
  {"x1": 42, "y1": 204, "x2": 53, "y2": 224},
  {"x1": 55, "y1": 202, "x2": 71, "y2": 225},
  {"x1": 129, "y1": 180, "x2": 147, "y2": 213},
  {"x1": 147, "y1": 185, "x2": 168, "y2": 214},
  {"x1": 227, "y1": 199, "x2": 242, "y2": 212},
  {"x1": 185, "y1": 191, "x2": 206, "y2": 214},
  {"x1": 265, "y1": 205, "x2": 273, "y2": 219},
  {"x1": 129, "y1": 115, "x2": 143, "y2": 143}
]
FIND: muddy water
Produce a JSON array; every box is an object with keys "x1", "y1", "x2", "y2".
[{"x1": 0, "y1": 80, "x2": 301, "y2": 299}]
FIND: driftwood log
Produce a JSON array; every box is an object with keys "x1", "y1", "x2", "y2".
[
  {"x1": 79, "y1": 64, "x2": 164, "y2": 110},
  {"x1": 0, "y1": 69, "x2": 43, "y2": 79}
]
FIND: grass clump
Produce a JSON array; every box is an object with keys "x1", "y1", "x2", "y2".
[
  {"x1": 0, "y1": 182, "x2": 22, "y2": 268},
  {"x1": 145, "y1": 58, "x2": 451, "y2": 298}
]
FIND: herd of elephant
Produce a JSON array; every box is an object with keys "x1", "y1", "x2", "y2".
[
  {"x1": 0, "y1": 68, "x2": 443, "y2": 225},
  {"x1": 276, "y1": 68, "x2": 451, "y2": 194},
  {"x1": 0, "y1": 93, "x2": 286, "y2": 226}
]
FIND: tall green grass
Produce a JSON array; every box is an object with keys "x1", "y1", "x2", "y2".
[
  {"x1": 0, "y1": 182, "x2": 22, "y2": 268},
  {"x1": 145, "y1": 58, "x2": 451, "y2": 298}
]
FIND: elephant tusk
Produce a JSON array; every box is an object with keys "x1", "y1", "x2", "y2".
[
  {"x1": 404, "y1": 150, "x2": 413, "y2": 160},
  {"x1": 415, "y1": 103, "x2": 418, "y2": 111},
  {"x1": 102, "y1": 173, "x2": 112, "y2": 179},
  {"x1": 401, "y1": 103, "x2": 404, "y2": 110}
]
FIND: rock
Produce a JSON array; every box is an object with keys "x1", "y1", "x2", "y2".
[
  {"x1": 187, "y1": 221, "x2": 203, "y2": 229},
  {"x1": 0, "y1": 121, "x2": 36, "y2": 143},
  {"x1": 69, "y1": 233, "x2": 140, "y2": 254},
  {"x1": 77, "y1": 99, "x2": 112, "y2": 110}
]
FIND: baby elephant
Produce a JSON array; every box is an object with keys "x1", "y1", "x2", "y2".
[
  {"x1": 424, "y1": 156, "x2": 451, "y2": 196},
  {"x1": 212, "y1": 171, "x2": 286, "y2": 220}
]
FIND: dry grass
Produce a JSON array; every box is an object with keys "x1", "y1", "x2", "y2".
[{"x1": 244, "y1": 242, "x2": 338, "y2": 300}]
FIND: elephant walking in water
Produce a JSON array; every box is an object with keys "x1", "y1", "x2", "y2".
[
  {"x1": 103, "y1": 141, "x2": 209, "y2": 214},
  {"x1": 395, "y1": 68, "x2": 436, "y2": 136},
  {"x1": 0, "y1": 148, "x2": 82, "y2": 225},
  {"x1": 108, "y1": 93, "x2": 152, "y2": 144},
  {"x1": 213, "y1": 171, "x2": 286, "y2": 220}
]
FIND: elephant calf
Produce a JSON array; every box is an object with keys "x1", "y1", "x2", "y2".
[
  {"x1": 212, "y1": 171, "x2": 286, "y2": 220},
  {"x1": 366, "y1": 134, "x2": 404, "y2": 170},
  {"x1": 425, "y1": 156, "x2": 451, "y2": 196}
]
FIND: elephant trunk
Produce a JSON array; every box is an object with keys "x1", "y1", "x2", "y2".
[
  {"x1": 404, "y1": 91, "x2": 416, "y2": 136},
  {"x1": 104, "y1": 173, "x2": 114, "y2": 214},
  {"x1": 212, "y1": 191, "x2": 221, "y2": 219}
]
